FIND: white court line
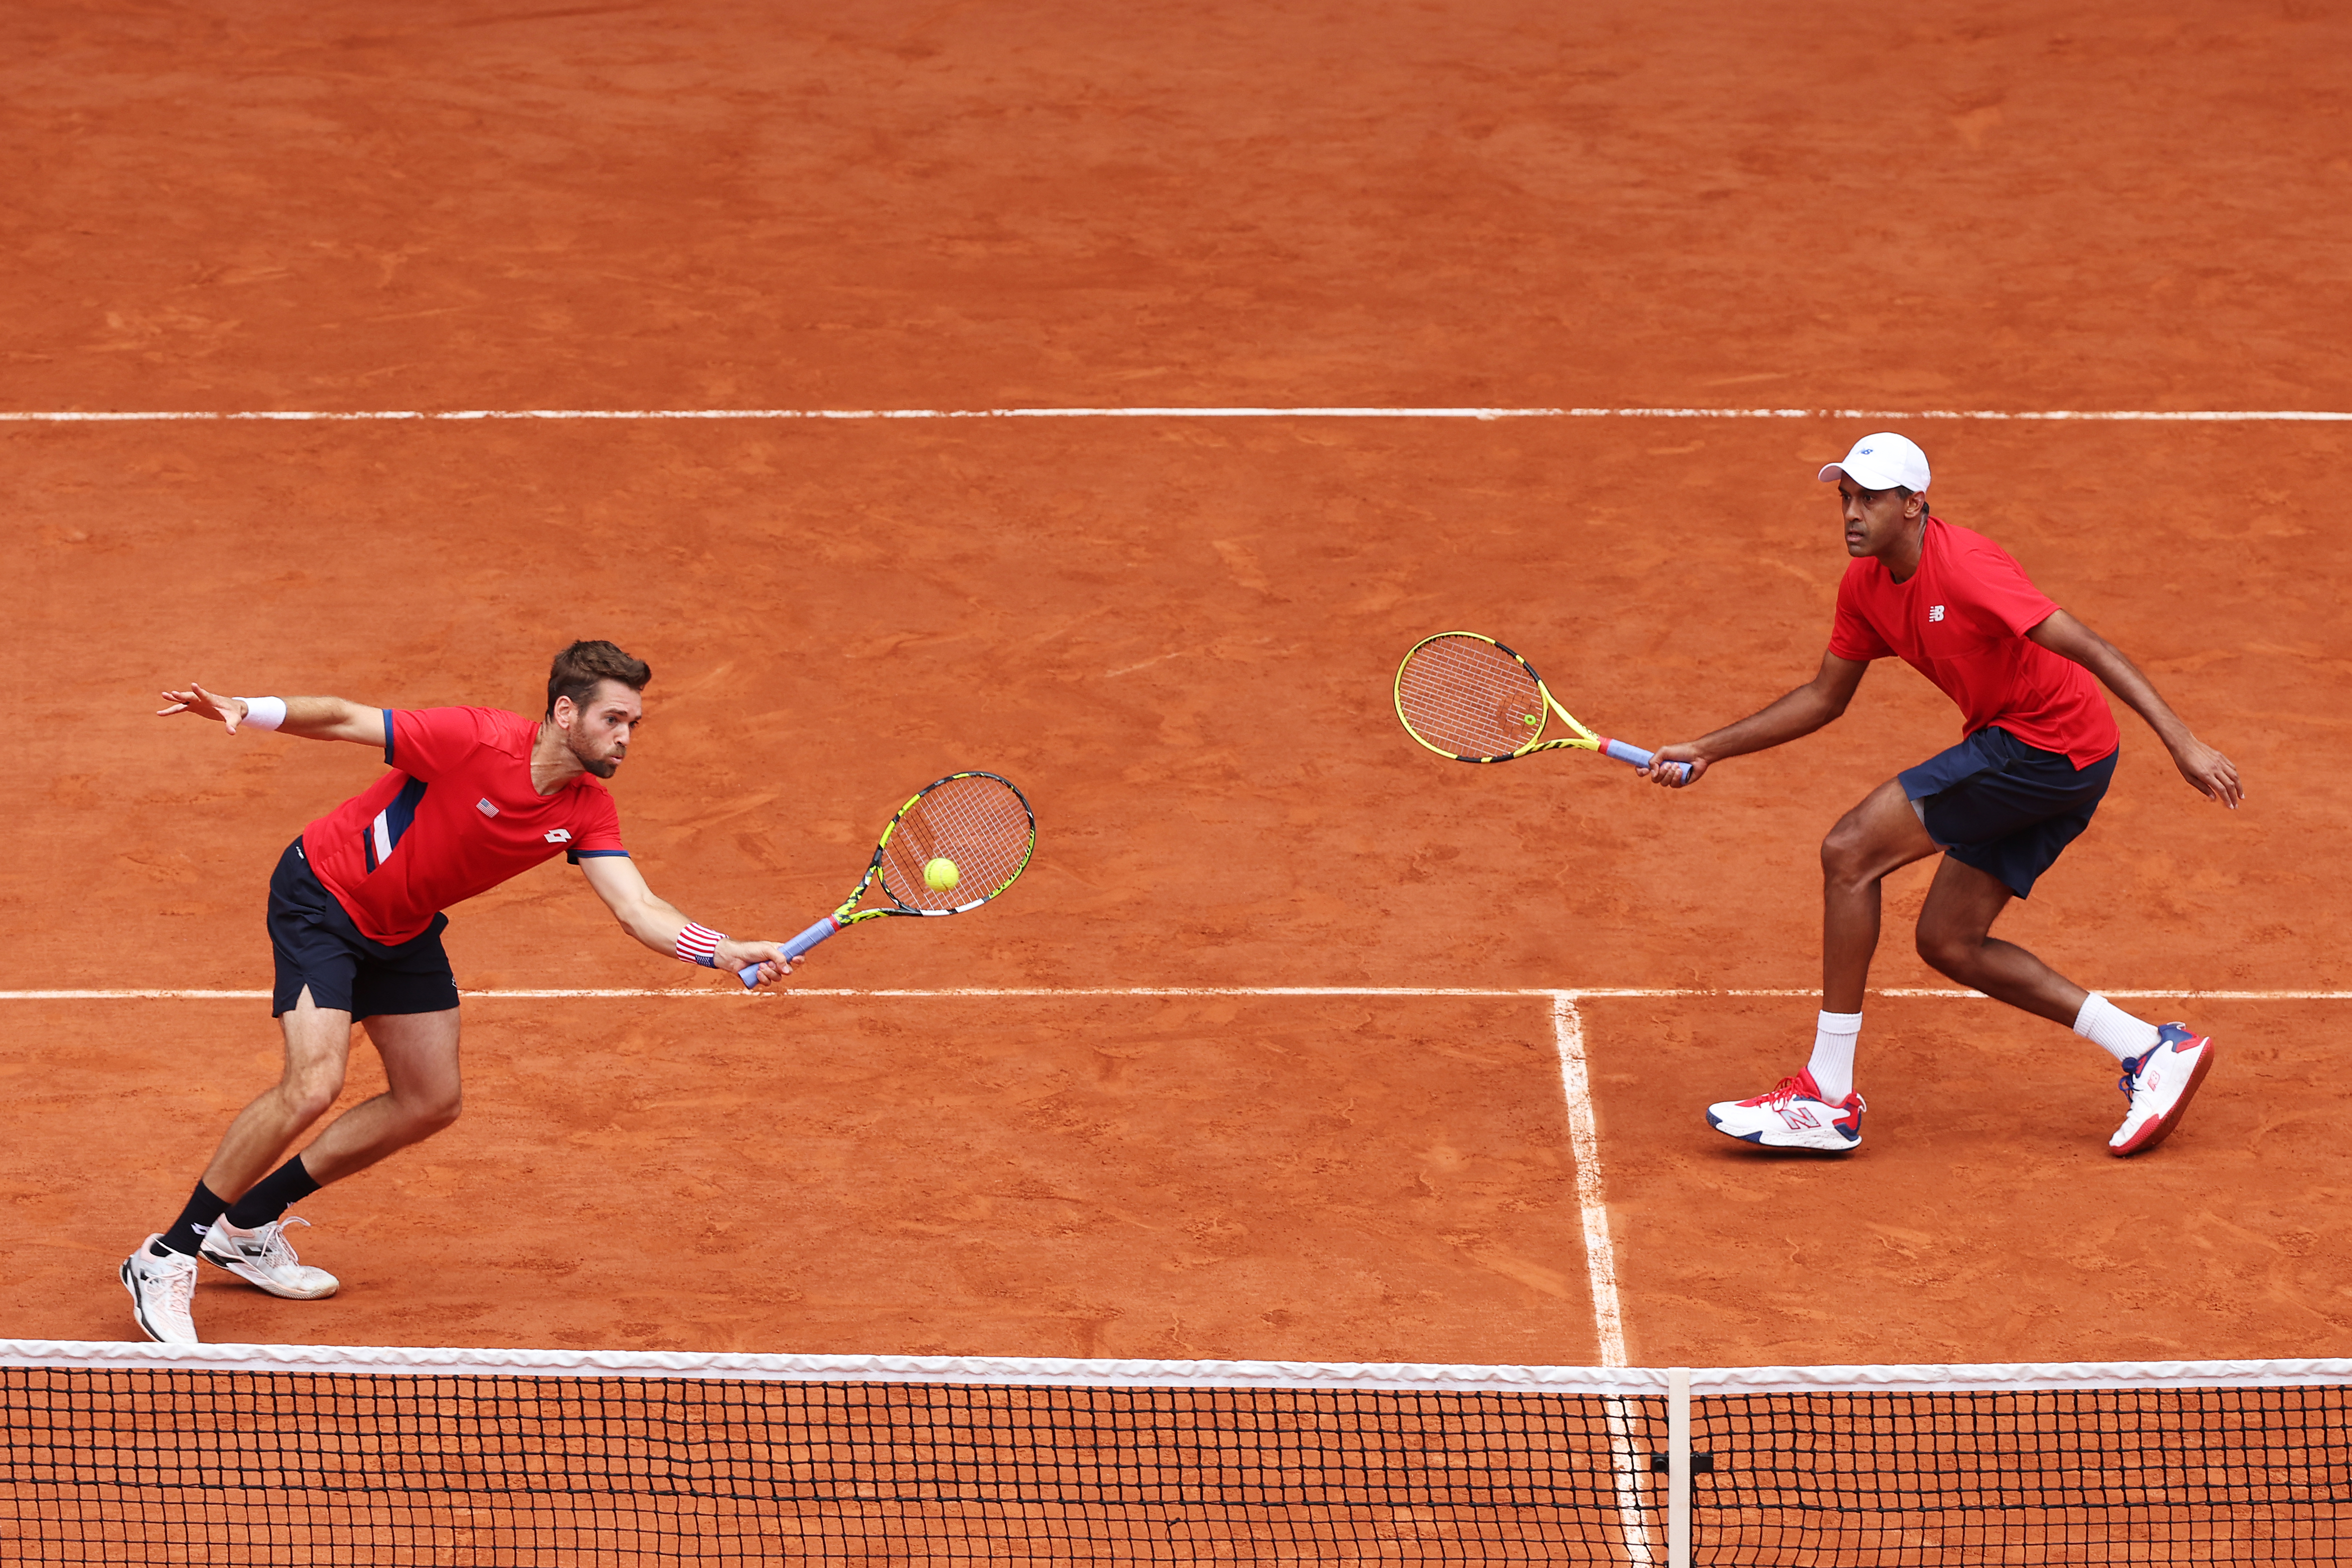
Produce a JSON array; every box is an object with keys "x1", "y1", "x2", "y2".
[
  {"x1": 4, "y1": 986, "x2": 2342, "y2": 1001},
  {"x1": 1550, "y1": 997, "x2": 1627, "y2": 1369},
  {"x1": 1602, "y1": 1384, "x2": 1658, "y2": 1568},
  {"x1": 0, "y1": 406, "x2": 2346, "y2": 423}
]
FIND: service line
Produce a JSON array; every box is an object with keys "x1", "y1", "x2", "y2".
[{"x1": 1, "y1": 407, "x2": 2348, "y2": 423}]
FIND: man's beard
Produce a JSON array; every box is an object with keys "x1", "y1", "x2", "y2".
[{"x1": 581, "y1": 756, "x2": 619, "y2": 779}]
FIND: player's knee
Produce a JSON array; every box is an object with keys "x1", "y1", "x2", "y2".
[
  {"x1": 380, "y1": 1078, "x2": 461, "y2": 1139},
  {"x1": 410, "y1": 1090, "x2": 462, "y2": 1137},
  {"x1": 280, "y1": 1065, "x2": 346, "y2": 1123},
  {"x1": 1820, "y1": 820, "x2": 1871, "y2": 888},
  {"x1": 1915, "y1": 922, "x2": 1977, "y2": 978}
]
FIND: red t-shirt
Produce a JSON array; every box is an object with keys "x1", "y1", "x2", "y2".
[
  {"x1": 303, "y1": 707, "x2": 629, "y2": 945},
  {"x1": 1829, "y1": 519, "x2": 2120, "y2": 769}
]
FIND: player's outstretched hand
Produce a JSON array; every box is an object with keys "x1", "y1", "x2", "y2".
[
  {"x1": 2168, "y1": 735, "x2": 2243, "y2": 809},
  {"x1": 156, "y1": 682, "x2": 249, "y2": 734},
  {"x1": 1638, "y1": 744, "x2": 1707, "y2": 789},
  {"x1": 722, "y1": 940, "x2": 802, "y2": 989}
]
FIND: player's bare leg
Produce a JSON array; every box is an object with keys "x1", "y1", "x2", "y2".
[
  {"x1": 126, "y1": 990, "x2": 361, "y2": 1339},
  {"x1": 1707, "y1": 779, "x2": 1940, "y2": 1152},
  {"x1": 1818, "y1": 779, "x2": 1942, "y2": 1012},
  {"x1": 1911, "y1": 855, "x2": 2214, "y2": 1153},
  {"x1": 295, "y1": 1008, "x2": 464, "y2": 1184},
  {"x1": 1912, "y1": 856, "x2": 2085, "y2": 1023},
  {"x1": 200, "y1": 989, "x2": 363, "y2": 1202},
  {"x1": 185, "y1": 1007, "x2": 459, "y2": 1309}
]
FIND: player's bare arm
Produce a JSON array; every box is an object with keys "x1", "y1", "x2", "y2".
[
  {"x1": 577, "y1": 852, "x2": 799, "y2": 989},
  {"x1": 1638, "y1": 651, "x2": 1870, "y2": 787},
  {"x1": 2025, "y1": 610, "x2": 2243, "y2": 807},
  {"x1": 157, "y1": 685, "x2": 385, "y2": 745}
]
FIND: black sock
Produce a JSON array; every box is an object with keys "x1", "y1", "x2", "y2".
[
  {"x1": 223, "y1": 1155, "x2": 322, "y2": 1230},
  {"x1": 156, "y1": 1181, "x2": 228, "y2": 1257}
]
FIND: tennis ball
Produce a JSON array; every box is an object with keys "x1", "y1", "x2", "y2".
[{"x1": 924, "y1": 857, "x2": 960, "y2": 892}]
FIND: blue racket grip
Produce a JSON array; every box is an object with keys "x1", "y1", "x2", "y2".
[
  {"x1": 1601, "y1": 738, "x2": 1692, "y2": 783},
  {"x1": 736, "y1": 915, "x2": 840, "y2": 989}
]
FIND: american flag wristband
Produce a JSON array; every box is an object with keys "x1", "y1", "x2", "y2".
[{"x1": 674, "y1": 922, "x2": 726, "y2": 968}]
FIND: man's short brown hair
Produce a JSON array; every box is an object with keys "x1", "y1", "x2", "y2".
[{"x1": 546, "y1": 640, "x2": 651, "y2": 718}]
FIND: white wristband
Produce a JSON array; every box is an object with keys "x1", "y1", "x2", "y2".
[{"x1": 240, "y1": 697, "x2": 287, "y2": 732}]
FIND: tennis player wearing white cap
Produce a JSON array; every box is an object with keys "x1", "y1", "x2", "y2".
[{"x1": 1640, "y1": 433, "x2": 2241, "y2": 1156}]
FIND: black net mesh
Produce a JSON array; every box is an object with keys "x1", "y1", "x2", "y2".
[
  {"x1": 1694, "y1": 1384, "x2": 2352, "y2": 1566},
  {"x1": 0, "y1": 1368, "x2": 1662, "y2": 1564},
  {"x1": 7, "y1": 1363, "x2": 2346, "y2": 1564}
]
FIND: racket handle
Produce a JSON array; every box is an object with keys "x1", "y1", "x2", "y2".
[
  {"x1": 735, "y1": 915, "x2": 842, "y2": 989},
  {"x1": 1601, "y1": 738, "x2": 1693, "y2": 783}
]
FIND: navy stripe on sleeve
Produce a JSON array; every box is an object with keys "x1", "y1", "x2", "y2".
[
  {"x1": 566, "y1": 849, "x2": 632, "y2": 865},
  {"x1": 380, "y1": 709, "x2": 395, "y2": 766}
]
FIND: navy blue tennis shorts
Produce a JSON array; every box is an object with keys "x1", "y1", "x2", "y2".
[
  {"x1": 1899, "y1": 727, "x2": 2119, "y2": 899},
  {"x1": 266, "y1": 838, "x2": 459, "y2": 1018}
]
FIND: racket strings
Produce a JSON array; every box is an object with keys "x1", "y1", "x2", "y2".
[
  {"x1": 1396, "y1": 636, "x2": 1547, "y2": 759},
  {"x1": 880, "y1": 774, "x2": 1035, "y2": 911}
]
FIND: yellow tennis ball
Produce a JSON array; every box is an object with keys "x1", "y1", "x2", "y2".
[{"x1": 924, "y1": 857, "x2": 960, "y2": 892}]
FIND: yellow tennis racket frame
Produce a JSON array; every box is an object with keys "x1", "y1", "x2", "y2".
[
  {"x1": 1393, "y1": 631, "x2": 1677, "y2": 773},
  {"x1": 737, "y1": 770, "x2": 1036, "y2": 988}
]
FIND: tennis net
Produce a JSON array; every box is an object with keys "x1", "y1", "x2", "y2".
[{"x1": 1, "y1": 1342, "x2": 2345, "y2": 1564}]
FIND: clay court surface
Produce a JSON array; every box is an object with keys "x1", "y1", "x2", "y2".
[{"x1": 6, "y1": 0, "x2": 2350, "y2": 1374}]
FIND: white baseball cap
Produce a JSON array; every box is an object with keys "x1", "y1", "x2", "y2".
[{"x1": 1819, "y1": 432, "x2": 1930, "y2": 492}]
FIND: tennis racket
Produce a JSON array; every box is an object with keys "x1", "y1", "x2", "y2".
[
  {"x1": 1393, "y1": 631, "x2": 1688, "y2": 779},
  {"x1": 739, "y1": 771, "x2": 1036, "y2": 987}
]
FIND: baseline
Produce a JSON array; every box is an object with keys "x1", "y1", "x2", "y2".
[
  {"x1": 2, "y1": 407, "x2": 2347, "y2": 422},
  {"x1": 5, "y1": 987, "x2": 2341, "y2": 1001}
]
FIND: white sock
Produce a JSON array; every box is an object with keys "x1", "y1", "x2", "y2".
[
  {"x1": 2073, "y1": 993, "x2": 2161, "y2": 1064},
  {"x1": 1807, "y1": 1011, "x2": 1863, "y2": 1102}
]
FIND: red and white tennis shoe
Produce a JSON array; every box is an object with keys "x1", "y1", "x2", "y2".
[
  {"x1": 1705, "y1": 1069, "x2": 1865, "y2": 1153},
  {"x1": 2109, "y1": 1024, "x2": 2214, "y2": 1157}
]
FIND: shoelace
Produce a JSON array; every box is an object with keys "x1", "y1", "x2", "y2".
[
  {"x1": 2116, "y1": 1048, "x2": 2160, "y2": 1101},
  {"x1": 250, "y1": 1215, "x2": 312, "y2": 1270},
  {"x1": 1752, "y1": 1075, "x2": 1811, "y2": 1108},
  {"x1": 147, "y1": 1252, "x2": 196, "y2": 1321}
]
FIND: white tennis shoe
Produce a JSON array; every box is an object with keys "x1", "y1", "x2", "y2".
[
  {"x1": 1706, "y1": 1069, "x2": 1866, "y2": 1153},
  {"x1": 199, "y1": 1215, "x2": 341, "y2": 1299},
  {"x1": 2109, "y1": 1024, "x2": 2214, "y2": 1157},
  {"x1": 121, "y1": 1237, "x2": 201, "y2": 1344}
]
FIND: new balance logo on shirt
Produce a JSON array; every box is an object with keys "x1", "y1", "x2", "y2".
[{"x1": 1928, "y1": 605, "x2": 1947, "y2": 622}]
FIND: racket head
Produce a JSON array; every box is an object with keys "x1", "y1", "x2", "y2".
[
  {"x1": 1394, "y1": 632, "x2": 1556, "y2": 762},
  {"x1": 872, "y1": 771, "x2": 1037, "y2": 914}
]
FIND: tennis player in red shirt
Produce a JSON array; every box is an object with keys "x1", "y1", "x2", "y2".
[
  {"x1": 1642, "y1": 434, "x2": 2241, "y2": 1157},
  {"x1": 122, "y1": 641, "x2": 799, "y2": 1343}
]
